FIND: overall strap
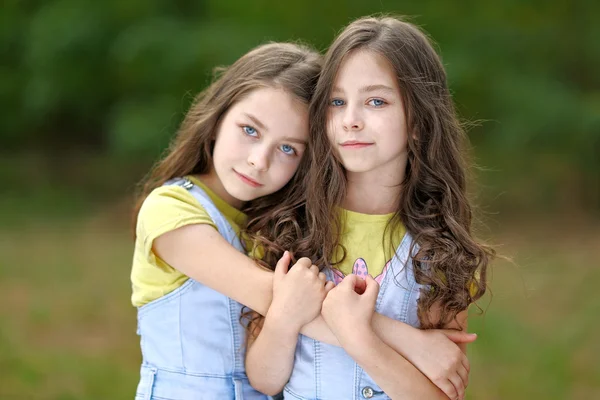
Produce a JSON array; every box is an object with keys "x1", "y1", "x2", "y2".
[
  {"x1": 164, "y1": 178, "x2": 243, "y2": 250},
  {"x1": 164, "y1": 178, "x2": 247, "y2": 376}
]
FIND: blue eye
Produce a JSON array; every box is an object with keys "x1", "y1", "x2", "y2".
[
  {"x1": 368, "y1": 98, "x2": 386, "y2": 107},
  {"x1": 280, "y1": 144, "x2": 296, "y2": 155},
  {"x1": 330, "y1": 99, "x2": 345, "y2": 107},
  {"x1": 243, "y1": 126, "x2": 258, "y2": 136}
]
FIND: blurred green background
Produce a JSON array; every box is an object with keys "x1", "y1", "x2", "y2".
[{"x1": 1, "y1": 1, "x2": 598, "y2": 399}]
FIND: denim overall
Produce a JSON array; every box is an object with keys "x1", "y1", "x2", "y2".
[
  {"x1": 135, "y1": 178, "x2": 268, "y2": 400},
  {"x1": 284, "y1": 233, "x2": 424, "y2": 400}
]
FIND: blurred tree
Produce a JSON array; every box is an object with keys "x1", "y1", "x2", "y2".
[{"x1": 0, "y1": 0, "x2": 597, "y2": 211}]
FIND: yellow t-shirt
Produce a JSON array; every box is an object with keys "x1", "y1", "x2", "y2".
[
  {"x1": 332, "y1": 208, "x2": 479, "y2": 297},
  {"x1": 331, "y1": 208, "x2": 406, "y2": 285},
  {"x1": 131, "y1": 176, "x2": 246, "y2": 307}
]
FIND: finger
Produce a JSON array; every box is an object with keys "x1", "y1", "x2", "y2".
[
  {"x1": 353, "y1": 276, "x2": 367, "y2": 294},
  {"x1": 274, "y1": 251, "x2": 290, "y2": 277},
  {"x1": 339, "y1": 274, "x2": 360, "y2": 291},
  {"x1": 318, "y1": 272, "x2": 327, "y2": 282},
  {"x1": 449, "y1": 374, "x2": 464, "y2": 400},
  {"x1": 295, "y1": 257, "x2": 312, "y2": 269},
  {"x1": 441, "y1": 330, "x2": 477, "y2": 344},
  {"x1": 462, "y1": 354, "x2": 471, "y2": 374},
  {"x1": 363, "y1": 275, "x2": 380, "y2": 304},
  {"x1": 324, "y1": 281, "x2": 335, "y2": 292},
  {"x1": 438, "y1": 380, "x2": 457, "y2": 400},
  {"x1": 309, "y1": 264, "x2": 320, "y2": 275},
  {"x1": 458, "y1": 362, "x2": 469, "y2": 389}
]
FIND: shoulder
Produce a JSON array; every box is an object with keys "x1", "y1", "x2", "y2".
[
  {"x1": 137, "y1": 184, "x2": 217, "y2": 240},
  {"x1": 140, "y1": 184, "x2": 203, "y2": 213}
]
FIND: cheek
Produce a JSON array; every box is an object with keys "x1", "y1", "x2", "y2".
[
  {"x1": 378, "y1": 113, "x2": 406, "y2": 145},
  {"x1": 213, "y1": 129, "x2": 230, "y2": 152},
  {"x1": 215, "y1": 132, "x2": 247, "y2": 161},
  {"x1": 272, "y1": 157, "x2": 301, "y2": 183}
]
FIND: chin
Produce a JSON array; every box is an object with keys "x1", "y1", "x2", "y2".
[
  {"x1": 342, "y1": 163, "x2": 373, "y2": 174},
  {"x1": 229, "y1": 188, "x2": 262, "y2": 202}
]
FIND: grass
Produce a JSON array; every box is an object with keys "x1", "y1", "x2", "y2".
[{"x1": 1, "y1": 198, "x2": 598, "y2": 399}]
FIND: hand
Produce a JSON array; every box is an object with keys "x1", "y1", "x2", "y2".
[
  {"x1": 267, "y1": 251, "x2": 334, "y2": 333},
  {"x1": 321, "y1": 274, "x2": 379, "y2": 347},
  {"x1": 405, "y1": 329, "x2": 475, "y2": 400}
]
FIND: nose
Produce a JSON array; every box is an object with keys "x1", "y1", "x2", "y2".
[
  {"x1": 342, "y1": 105, "x2": 364, "y2": 131},
  {"x1": 247, "y1": 146, "x2": 269, "y2": 171}
]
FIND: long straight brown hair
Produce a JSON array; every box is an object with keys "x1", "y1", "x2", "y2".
[
  {"x1": 133, "y1": 42, "x2": 322, "y2": 229},
  {"x1": 303, "y1": 16, "x2": 495, "y2": 328}
]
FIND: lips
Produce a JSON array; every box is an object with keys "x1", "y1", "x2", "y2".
[
  {"x1": 234, "y1": 170, "x2": 263, "y2": 187},
  {"x1": 340, "y1": 140, "x2": 374, "y2": 149}
]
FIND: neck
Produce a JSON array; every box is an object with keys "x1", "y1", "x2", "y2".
[
  {"x1": 196, "y1": 170, "x2": 244, "y2": 209},
  {"x1": 343, "y1": 169, "x2": 404, "y2": 215}
]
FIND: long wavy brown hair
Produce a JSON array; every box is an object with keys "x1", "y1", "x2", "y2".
[
  {"x1": 133, "y1": 42, "x2": 322, "y2": 230},
  {"x1": 302, "y1": 16, "x2": 495, "y2": 328}
]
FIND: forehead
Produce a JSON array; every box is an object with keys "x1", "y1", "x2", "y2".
[
  {"x1": 332, "y1": 49, "x2": 398, "y2": 90},
  {"x1": 234, "y1": 87, "x2": 306, "y2": 116},
  {"x1": 229, "y1": 87, "x2": 309, "y2": 130}
]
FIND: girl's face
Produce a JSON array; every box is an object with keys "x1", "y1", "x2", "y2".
[
  {"x1": 209, "y1": 87, "x2": 309, "y2": 208},
  {"x1": 327, "y1": 49, "x2": 408, "y2": 183}
]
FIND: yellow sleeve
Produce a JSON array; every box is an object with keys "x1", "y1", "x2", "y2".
[
  {"x1": 131, "y1": 185, "x2": 217, "y2": 306},
  {"x1": 137, "y1": 185, "x2": 217, "y2": 261}
]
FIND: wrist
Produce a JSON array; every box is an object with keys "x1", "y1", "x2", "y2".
[
  {"x1": 372, "y1": 313, "x2": 421, "y2": 357},
  {"x1": 337, "y1": 324, "x2": 375, "y2": 352},
  {"x1": 343, "y1": 326, "x2": 381, "y2": 361},
  {"x1": 264, "y1": 308, "x2": 302, "y2": 339}
]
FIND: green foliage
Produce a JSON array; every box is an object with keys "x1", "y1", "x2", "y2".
[{"x1": 1, "y1": 0, "x2": 598, "y2": 209}]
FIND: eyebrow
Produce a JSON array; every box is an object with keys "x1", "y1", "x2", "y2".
[
  {"x1": 331, "y1": 84, "x2": 396, "y2": 94},
  {"x1": 282, "y1": 137, "x2": 307, "y2": 145},
  {"x1": 243, "y1": 113, "x2": 268, "y2": 131}
]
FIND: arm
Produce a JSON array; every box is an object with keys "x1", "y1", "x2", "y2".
[
  {"x1": 246, "y1": 315, "x2": 299, "y2": 395},
  {"x1": 154, "y1": 224, "x2": 341, "y2": 343},
  {"x1": 154, "y1": 224, "x2": 471, "y2": 352},
  {"x1": 347, "y1": 330, "x2": 449, "y2": 400},
  {"x1": 423, "y1": 303, "x2": 470, "y2": 354},
  {"x1": 365, "y1": 310, "x2": 472, "y2": 399},
  {"x1": 245, "y1": 254, "x2": 334, "y2": 395},
  {"x1": 415, "y1": 304, "x2": 471, "y2": 398},
  {"x1": 322, "y1": 275, "x2": 462, "y2": 400},
  {"x1": 155, "y1": 225, "x2": 471, "y2": 397},
  {"x1": 154, "y1": 224, "x2": 274, "y2": 313},
  {"x1": 372, "y1": 310, "x2": 473, "y2": 392}
]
